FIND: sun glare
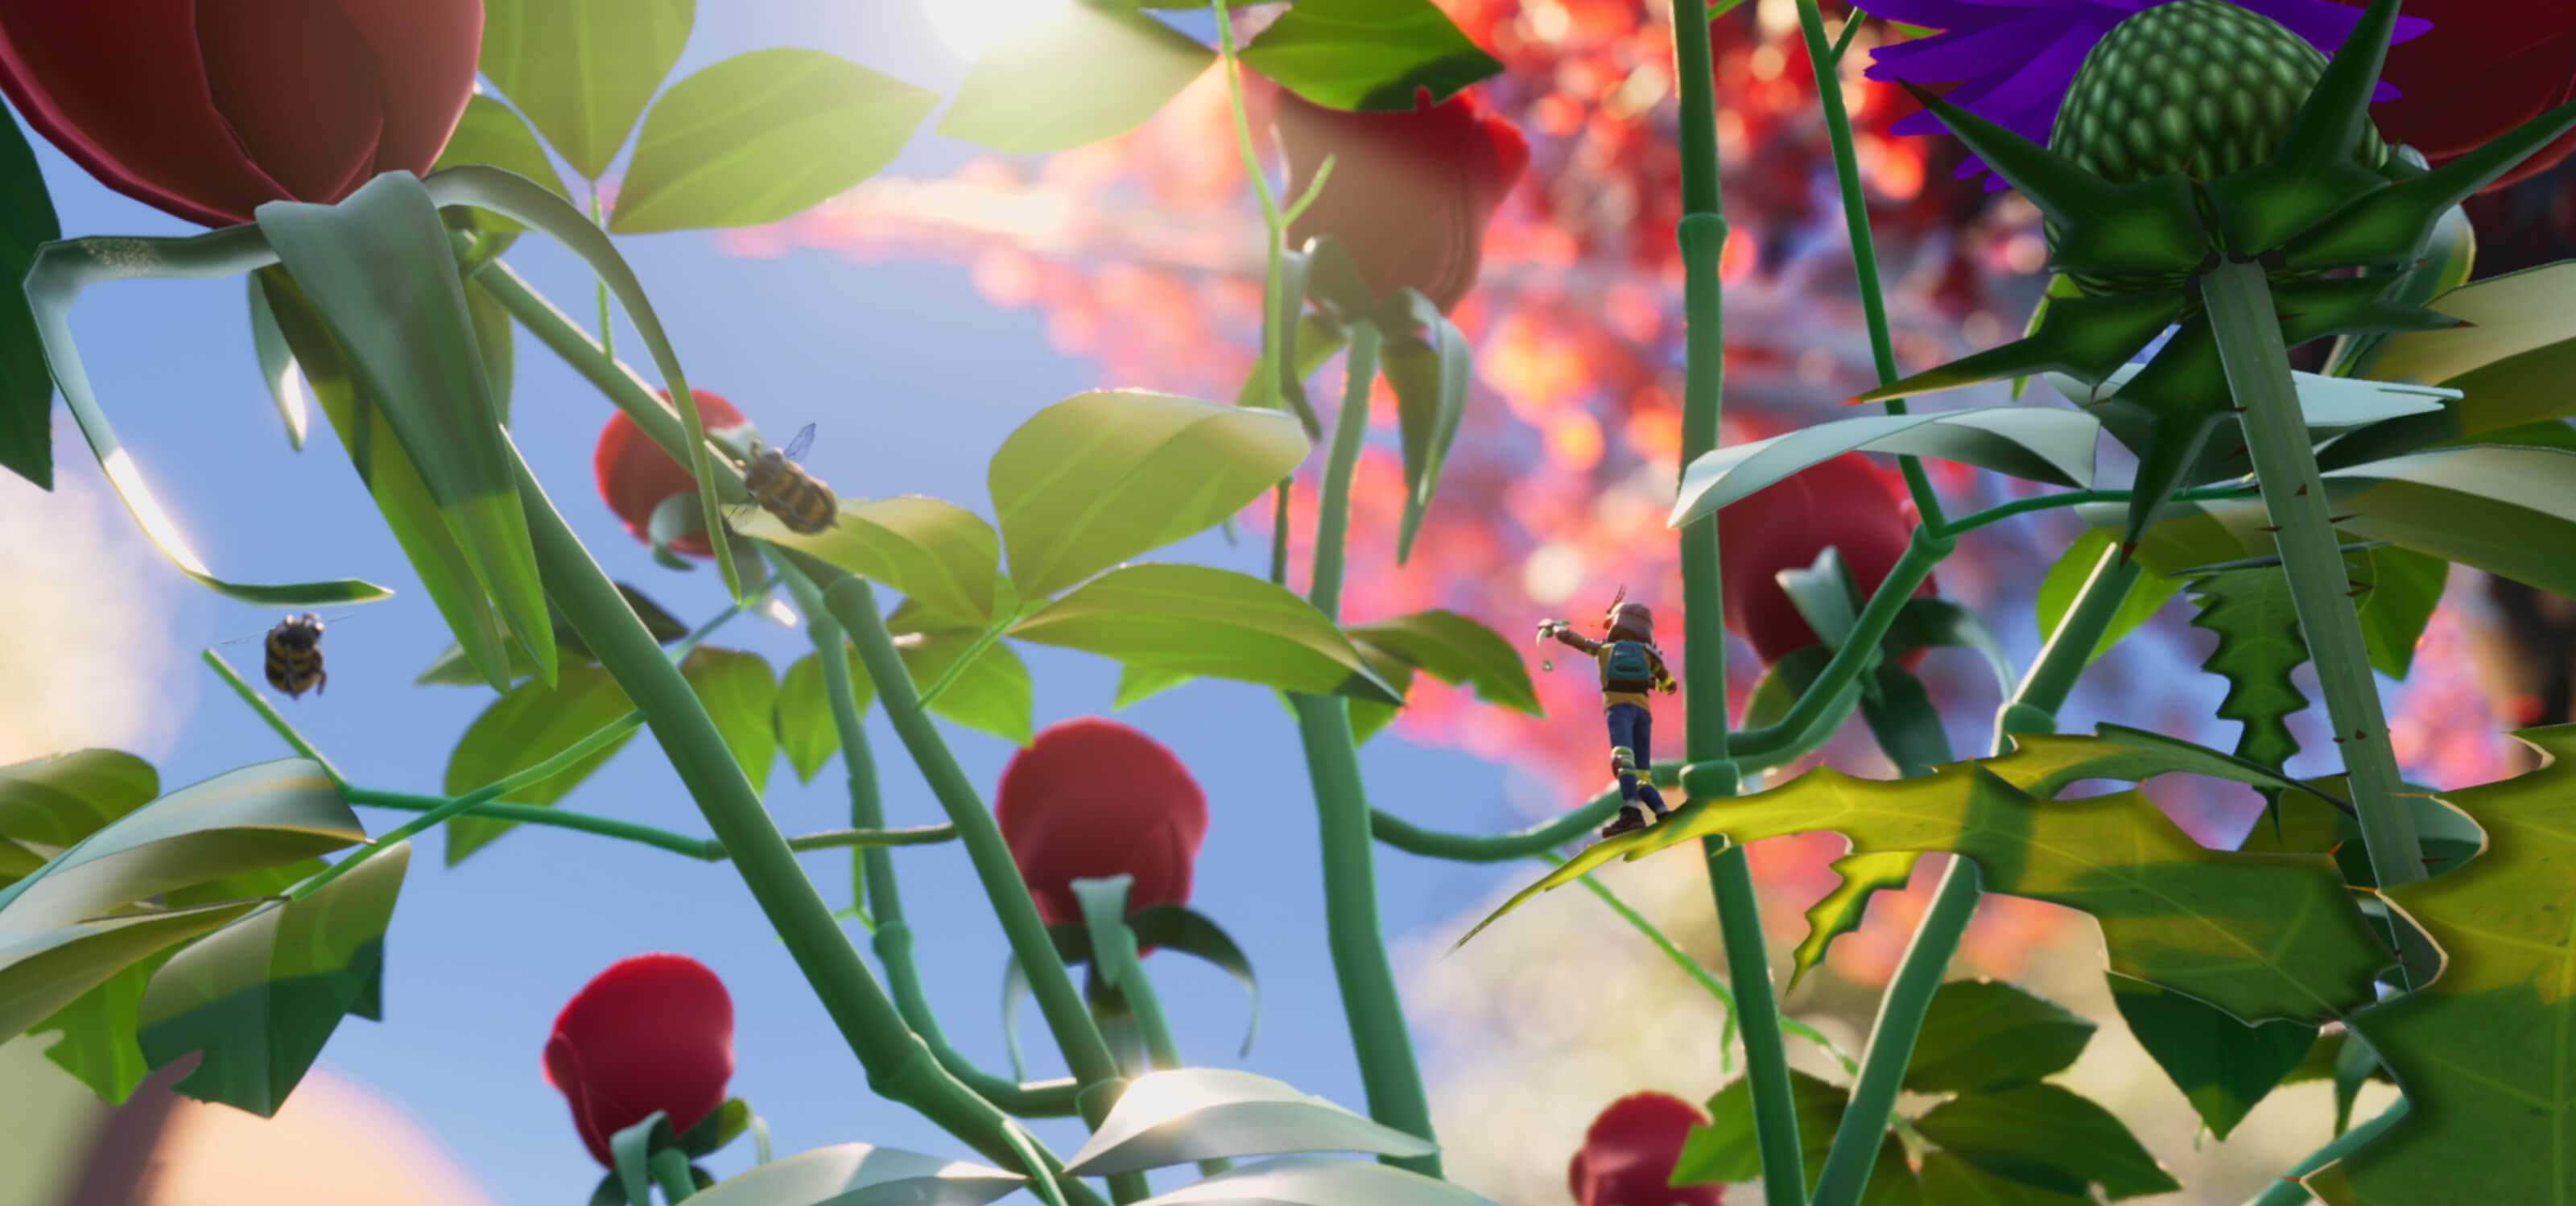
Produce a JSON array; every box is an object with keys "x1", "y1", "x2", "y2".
[{"x1": 919, "y1": 0, "x2": 1071, "y2": 64}]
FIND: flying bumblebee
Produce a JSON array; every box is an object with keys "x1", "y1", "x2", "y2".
[
  {"x1": 216, "y1": 612, "x2": 343, "y2": 699},
  {"x1": 732, "y1": 423, "x2": 837, "y2": 535}
]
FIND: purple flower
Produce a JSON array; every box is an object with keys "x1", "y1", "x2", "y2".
[{"x1": 1865, "y1": 0, "x2": 2432, "y2": 189}]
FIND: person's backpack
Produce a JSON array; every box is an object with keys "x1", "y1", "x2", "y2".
[{"x1": 1603, "y1": 640, "x2": 1656, "y2": 692}]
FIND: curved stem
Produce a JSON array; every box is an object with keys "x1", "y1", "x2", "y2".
[
  {"x1": 1942, "y1": 482, "x2": 2261, "y2": 537},
  {"x1": 345, "y1": 789, "x2": 717, "y2": 857},
  {"x1": 1096, "y1": 918, "x2": 1233, "y2": 1178},
  {"x1": 1732, "y1": 528, "x2": 1946, "y2": 760},
  {"x1": 2244, "y1": 1101, "x2": 2409, "y2": 1206},
  {"x1": 1307, "y1": 321, "x2": 1380, "y2": 618},
  {"x1": 201, "y1": 650, "x2": 347, "y2": 785}
]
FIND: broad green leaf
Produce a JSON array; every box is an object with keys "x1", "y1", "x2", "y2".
[
  {"x1": 1671, "y1": 409, "x2": 2099, "y2": 529},
  {"x1": 2185, "y1": 565, "x2": 2309, "y2": 786},
  {"x1": 613, "y1": 50, "x2": 938, "y2": 233},
  {"x1": 1789, "y1": 850, "x2": 1917, "y2": 992},
  {"x1": 245, "y1": 268, "x2": 308, "y2": 451},
  {"x1": 1381, "y1": 297, "x2": 1472, "y2": 564},
  {"x1": 263, "y1": 269, "x2": 521, "y2": 691},
  {"x1": 1127, "y1": 1155, "x2": 1495, "y2": 1206},
  {"x1": 2324, "y1": 200, "x2": 2475, "y2": 382},
  {"x1": 478, "y1": 0, "x2": 694, "y2": 179},
  {"x1": 2105, "y1": 973, "x2": 2315, "y2": 1140},
  {"x1": 428, "y1": 95, "x2": 574, "y2": 236},
  {"x1": 25, "y1": 230, "x2": 394, "y2": 605},
  {"x1": 677, "y1": 1142, "x2": 1026, "y2": 1206},
  {"x1": 1113, "y1": 663, "x2": 1193, "y2": 710},
  {"x1": 741, "y1": 497, "x2": 1002, "y2": 626},
  {"x1": 1239, "y1": 0, "x2": 1505, "y2": 111},
  {"x1": 415, "y1": 581, "x2": 687, "y2": 687},
  {"x1": 936, "y1": 4, "x2": 1212, "y2": 153},
  {"x1": 1233, "y1": 314, "x2": 1345, "y2": 419},
  {"x1": 682, "y1": 647, "x2": 778, "y2": 795},
  {"x1": 2355, "y1": 259, "x2": 2576, "y2": 461},
  {"x1": 1468, "y1": 746, "x2": 2390, "y2": 1023},
  {"x1": 990, "y1": 391, "x2": 1308, "y2": 599},
  {"x1": 891, "y1": 604, "x2": 1034, "y2": 746},
  {"x1": 1916, "y1": 1152, "x2": 2091, "y2": 1205},
  {"x1": 1, "y1": 904, "x2": 258, "y2": 1056},
  {"x1": 1913, "y1": 1084, "x2": 2179, "y2": 1200},
  {"x1": 258, "y1": 174, "x2": 555, "y2": 685},
  {"x1": 2350, "y1": 543, "x2": 2446, "y2": 678},
  {"x1": 2050, "y1": 360, "x2": 2457, "y2": 437},
  {"x1": 0, "y1": 750, "x2": 158, "y2": 849},
  {"x1": 1127, "y1": 905, "x2": 1260, "y2": 1055},
  {"x1": 2320, "y1": 444, "x2": 2576, "y2": 597},
  {"x1": 1064, "y1": 1068, "x2": 1437, "y2": 1176},
  {"x1": 1344, "y1": 641, "x2": 1414, "y2": 745},
  {"x1": 1344, "y1": 610, "x2": 1540, "y2": 714},
  {"x1": 30, "y1": 949, "x2": 172, "y2": 1105},
  {"x1": 136, "y1": 844, "x2": 407, "y2": 1116},
  {"x1": 443, "y1": 663, "x2": 641, "y2": 864},
  {"x1": 1009, "y1": 564, "x2": 1402, "y2": 705},
  {"x1": 0, "y1": 101, "x2": 58, "y2": 489},
  {"x1": 2321, "y1": 728, "x2": 2576, "y2": 1203},
  {"x1": 2034, "y1": 530, "x2": 2182, "y2": 664},
  {"x1": 468, "y1": 277, "x2": 517, "y2": 428},
  {"x1": 777, "y1": 646, "x2": 877, "y2": 784},
  {"x1": 1905, "y1": 980, "x2": 2096, "y2": 1095},
  {"x1": 1674, "y1": 1069, "x2": 1918, "y2": 1206}
]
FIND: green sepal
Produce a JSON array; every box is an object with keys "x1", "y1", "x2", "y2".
[
  {"x1": 679, "y1": 1097, "x2": 752, "y2": 1158},
  {"x1": 2199, "y1": 0, "x2": 2405, "y2": 254},
  {"x1": 2286, "y1": 95, "x2": 2576, "y2": 271},
  {"x1": 611, "y1": 1111, "x2": 677, "y2": 1206},
  {"x1": 2268, "y1": 275, "x2": 2464, "y2": 350},
  {"x1": 1853, "y1": 291, "x2": 2183, "y2": 406},
  {"x1": 1301, "y1": 233, "x2": 1376, "y2": 322},
  {"x1": 2086, "y1": 319, "x2": 2232, "y2": 552}
]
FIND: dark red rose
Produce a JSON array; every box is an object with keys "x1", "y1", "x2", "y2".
[
  {"x1": 1719, "y1": 454, "x2": 1938, "y2": 667},
  {"x1": 1275, "y1": 85, "x2": 1530, "y2": 315},
  {"x1": 2333, "y1": 0, "x2": 2576, "y2": 192},
  {"x1": 996, "y1": 717, "x2": 1208, "y2": 933},
  {"x1": 594, "y1": 390, "x2": 749, "y2": 558},
  {"x1": 543, "y1": 953, "x2": 734, "y2": 1168},
  {"x1": 0, "y1": 0, "x2": 483, "y2": 228},
  {"x1": 1568, "y1": 1092, "x2": 1726, "y2": 1206}
]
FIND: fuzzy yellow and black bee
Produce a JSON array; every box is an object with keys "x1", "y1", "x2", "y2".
[
  {"x1": 218, "y1": 612, "x2": 336, "y2": 699},
  {"x1": 734, "y1": 423, "x2": 836, "y2": 535}
]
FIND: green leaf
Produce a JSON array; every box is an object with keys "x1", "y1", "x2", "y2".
[
  {"x1": 477, "y1": 0, "x2": 693, "y2": 180},
  {"x1": 2320, "y1": 444, "x2": 2576, "y2": 597},
  {"x1": 990, "y1": 390, "x2": 1309, "y2": 599},
  {"x1": 1674, "y1": 1069, "x2": 1918, "y2": 1206},
  {"x1": 1671, "y1": 408, "x2": 2099, "y2": 529},
  {"x1": 428, "y1": 95, "x2": 574, "y2": 236},
  {"x1": 1852, "y1": 291, "x2": 2186, "y2": 407},
  {"x1": 31, "y1": 948, "x2": 174, "y2": 1105},
  {"x1": 1063, "y1": 1068, "x2": 1436, "y2": 1176},
  {"x1": 682, "y1": 647, "x2": 778, "y2": 795},
  {"x1": 0, "y1": 101, "x2": 58, "y2": 489},
  {"x1": 1343, "y1": 640, "x2": 1414, "y2": 745},
  {"x1": 936, "y1": 4, "x2": 1212, "y2": 153},
  {"x1": 2185, "y1": 564, "x2": 2310, "y2": 783},
  {"x1": 613, "y1": 1111, "x2": 678, "y2": 1206},
  {"x1": 1905, "y1": 979, "x2": 2096, "y2": 1095},
  {"x1": 2034, "y1": 530, "x2": 2182, "y2": 664},
  {"x1": 679, "y1": 1098, "x2": 752, "y2": 1159},
  {"x1": 1882, "y1": 600, "x2": 2015, "y2": 698},
  {"x1": 2349, "y1": 543, "x2": 2446, "y2": 678},
  {"x1": 0, "y1": 750, "x2": 159, "y2": 850},
  {"x1": 1113, "y1": 663, "x2": 1193, "y2": 710},
  {"x1": 675, "y1": 1142, "x2": 1027, "y2": 1206},
  {"x1": 1126, "y1": 1156, "x2": 1496, "y2": 1206},
  {"x1": 1235, "y1": 314, "x2": 1345, "y2": 424},
  {"x1": 1009, "y1": 564, "x2": 1402, "y2": 705},
  {"x1": 1913, "y1": 1084, "x2": 2179, "y2": 1200},
  {"x1": 891, "y1": 604, "x2": 1034, "y2": 746},
  {"x1": 611, "y1": 50, "x2": 938, "y2": 233},
  {"x1": 1857, "y1": 663, "x2": 1955, "y2": 779},
  {"x1": 1239, "y1": 0, "x2": 1505, "y2": 111},
  {"x1": 776, "y1": 646, "x2": 876, "y2": 784},
  {"x1": 741, "y1": 497, "x2": 1002, "y2": 626},
  {"x1": 1343, "y1": 611, "x2": 1540, "y2": 714},
  {"x1": 1788, "y1": 850, "x2": 1917, "y2": 993},
  {"x1": 467, "y1": 276, "x2": 517, "y2": 429},
  {"x1": 134, "y1": 844, "x2": 407, "y2": 1116},
  {"x1": 2056, "y1": 358, "x2": 2458, "y2": 438},
  {"x1": 258, "y1": 174, "x2": 555, "y2": 686},
  {"x1": 1381, "y1": 296, "x2": 1472, "y2": 564},
  {"x1": 1915, "y1": 1152, "x2": 2091, "y2": 1205},
  {"x1": 1127, "y1": 904, "x2": 1260, "y2": 1055},
  {"x1": 2315, "y1": 729, "x2": 2576, "y2": 1203},
  {"x1": 25, "y1": 231, "x2": 395, "y2": 605},
  {"x1": 413, "y1": 581, "x2": 687, "y2": 687},
  {"x1": 244, "y1": 266, "x2": 309, "y2": 451},
  {"x1": 2105, "y1": 973, "x2": 2315, "y2": 1141},
  {"x1": 442, "y1": 664, "x2": 641, "y2": 864},
  {"x1": 1468, "y1": 741, "x2": 2390, "y2": 1024}
]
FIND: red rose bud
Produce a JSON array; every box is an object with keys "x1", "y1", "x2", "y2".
[
  {"x1": 594, "y1": 389, "x2": 749, "y2": 558},
  {"x1": 1276, "y1": 85, "x2": 1530, "y2": 316},
  {"x1": 543, "y1": 953, "x2": 734, "y2": 1167},
  {"x1": 1568, "y1": 1092, "x2": 1726, "y2": 1206},
  {"x1": 2339, "y1": 0, "x2": 2576, "y2": 192},
  {"x1": 1717, "y1": 453, "x2": 1938, "y2": 667},
  {"x1": 996, "y1": 718, "x2": 1208, "y2": 933},
  {"x1": 0, "y1": 0, "x2": 482, "y2": 228}
]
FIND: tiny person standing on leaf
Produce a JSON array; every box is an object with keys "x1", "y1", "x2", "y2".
[{"x1": 1539, "y1": 589, "x2": 1678, "y2": 839}]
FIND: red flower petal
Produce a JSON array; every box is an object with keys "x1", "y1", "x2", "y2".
[
  {"x1": 544, "y1": 954, "x2": 735, "y2": 1168},
  {"x1": 1717, "y1": 454, "x2": 1938, "y2": 667},
  {"x1": 1276, "y1": 85, "x2": 1530, "y2": 315},
  {"x1": 2341, "y1": 0, "x2": 2576, "y2": 192},
  {"x1": 995, "y1": 718, "x2": 1208, "y2": 931},
  {"x1": 1568, "y1": 1092, "x2": 1725, "y2": 1206},
  {"x1": 593, "y1": 390, "x2": 748, "y2": 557}
]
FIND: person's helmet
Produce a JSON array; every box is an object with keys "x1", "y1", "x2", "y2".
[{"x1": 1605, "y1": 601, "x2": 1655, "y2": 643}]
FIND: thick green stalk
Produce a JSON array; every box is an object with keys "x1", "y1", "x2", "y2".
[
  {"x1": 1673, "y1": 3, "x2": 1801, "y2": 1196},
  {"x1": 2244, "y1": 1101, "x2": 2409, "y2": 1206},
  {"x1": 506, "y1": 452, "x2": 1093, "y2": 1202},
  {"x1": 1807, "y1": 545, "x2": 2138, "y2": 1206},
  {"x1": 2202, "y1": 262, "x2": 2428, "y2": 930}
]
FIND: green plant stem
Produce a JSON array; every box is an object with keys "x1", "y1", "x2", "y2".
[
  {"x1": 1806, "y1": 543, "x2": 2138, "y2": 1206},
  {"x1": 1792, "y1": 0, "x2": 1944, "y2": 531},
  {"x1": 2202, "y1": 261, "x2": 2429, "y2": 966},
  {"x1": 649, "y1": 1149, "x2": 694, "y2": 1203},
  {"x1": 1942, "y1": 483, "x2": 2261, "y2": 536},
  {"x1": 342, "y1": 788, "x2": 708, "y2": 856},
  {"x1": 1671, "y1": 0, "x2": 1801, "y2": 1198},
  {"x1": 2244, "y1": 1101, "x2": 2409, "y2": 1206},
  {"x1": 1308, "y1": 322, "x2": 1379, "y2": 617},
  {"x1": 589, "y1": 186, "x2": 614, "y2": 361},
  {"x1": 200, "y1": 650, "x2": 349, "y2": 785},
  {"x1": 510, "y1": 451, "x2": 1094, "y2": 1204},
  {"x1": 1095, "y1": 916, "x2": 1233, "y2": 1179},
  {"x1": 916, "y1": 613, "x2": 1017, "y2": 712},
  {"x1": 1828, "y1": 9, "x2": 1867, "y2": 63}
]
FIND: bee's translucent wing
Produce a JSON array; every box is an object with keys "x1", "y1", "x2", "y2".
[
  {"x1": 213, "y1": 630, "x2": 270, "y2": 646},
  {"x1": 779, "y1": 423, "x2": 816, "y2": 463}
]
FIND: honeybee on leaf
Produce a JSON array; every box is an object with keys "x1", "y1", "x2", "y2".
[
  {"x1": 216, "y1": 611, "x2": 353, "y2": 699},
  {"x1": 730, "y1": 423, "x2": 836, "y2": 535}
]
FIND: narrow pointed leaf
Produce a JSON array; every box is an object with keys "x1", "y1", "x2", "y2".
[
  {"x1": 477, "y1": 0, "x2": 693, "y2": 180},
  {"x1": 740, "y1": 497, "x2": 1001, "y2": 625},
  {"x1": 2269, "y1": 275, "x2": 2465, "y2": 350},
  {"x1": 1384, "y1": 298, "x2": 1472, "y2": 564},
  {"x1": 1127, "y1": 904, "x2": 1260, "y2": 1055},
  {"x1": 937, "y1": 4, "x2": 1212, "y2": 153},
  {"x1": 245, "y1": 273, "x2": 308, "y2": 451},
  {"x1": 1010, "y1": 564, "x2": 1402, "y2": 705},
  {"x1": 1131, "y1": 1155, "x2": 1495, "y2": 1206},
  {"x1": 2349, "y1": 543, "x2": 2446, "y2": 678},
  {"x1": 610, "y1": 50, "x2": 939, "y2": 233},
  {"x1": 2106, "y1": 973, "x2": 2316, "y2": 1140},
  {"x1": 1905, "y1": 980, "x2": 2096, "y2": 1094},
  {"x1": 428, "y1": 94, "x2": 575, "y2": 236},
  {"x1": 2202, "y1": 0, "x2": 2403, "y2": 254},
  {"x1": 2289, "y1": 97, "x2": 2576, "y2": 269},
  {"x1": 1897, "y1": 83, "x2": 2206, "y2": 275},
  {"x1": 0, "y1": 101, "x2": 60, "y2": 489},
  {"x1": 2319, "y1": 444, "x2": 2576, "y2": 596},
  {"x1": 1854, "y1": 292, "x2": 2183, "y2": 405},
  {"x1": 1673, "y1": 408, "x2": 2096, "y2": 529},
  {"x1": 1343, "y1": 610, "x2": 1540, "y2": 714},
  {"x1": 679, "y1": 1142, "x2": 1026, "y2": 1206},
  {"x1": 1065, "y1": 1069, "x2": 1438, "y2": 1176}
]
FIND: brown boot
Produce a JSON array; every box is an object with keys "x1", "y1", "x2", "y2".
[{"x1": 1600, "y1": 806, "x2": 1648, "y2": 839}]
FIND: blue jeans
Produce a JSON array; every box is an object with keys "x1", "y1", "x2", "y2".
[{"x1": 1608, "y1": 703, "x2": 1668, "y2": 814}]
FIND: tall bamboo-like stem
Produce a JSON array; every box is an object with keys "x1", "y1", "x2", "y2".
[
  {"x1": 1671, "y1": 2, "x2": 1802, "y2": 1200},
  {"x1": 1807, "y1": 545, "x2": 2139, "y2": 1206},
  {"x1": 503, "y1": 450, "x2": 1096, "y2": 1205},
  {"x1": 2202, "y1": 261, "x2": 2429, "y2": 973},
  {"x1": 2244, "y1": 1101, "x2": 2409, "y2": 1206}
]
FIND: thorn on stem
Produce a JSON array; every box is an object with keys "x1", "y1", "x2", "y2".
[
  {"x1": 2349, "y1": 883, "x2": 2380, "y2": 894},
  {"x1": 2329, "y1": 512, "x2": 2361, "y2": 524},
  {"x1": 2260, "y1": 524, "x2": 2283, "y2": 533},
  {"x1": 2295, "y1": 484, "x2": 2310, "y2": 496}
]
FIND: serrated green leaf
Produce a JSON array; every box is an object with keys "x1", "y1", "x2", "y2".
[
  {"x1": 936, "y1": 4, "x2": 1212, "y2": 153},
  {"x1": 2035, "y1": 531, "x2": 2182, "y2": 664},
  {"x1": 891, "y1": 604, "x2": 1034, "y2": 746},
  {"x1": 2106, "y1": 973, "x2": 2315, "y2": 1140},
  {"x1": 1914, "y1": 1083, "x2": 2178, "y2": 1200},
  {"x1": 741, "y1": 497, "x2": 1001, "y2": 626},
  {"x1": 1344, "y1": 610, "x2": 1539, "y2": 714},
  {"x1": 1905, "y1": 980, "x2": 2096, "y2": 1095},
  {"x1": 1789, "y1": 850, "x2": 1917, "y2": 993},
  {"x1": 2185, "y1": 565, "x2": 2310, "y2": 787},
  {"x1": 1009, "y1": 564, "x2": 1402, "y2": 705},
  {"x1": 611, "y1": 50, "x2": 938, "y2": 233},
  {"x1": 0, "y1": 101, "x2": 58, "y2": 490},
  {"x1": 1673, "y1": 408, "x2": 2098, "y2": 529},
  {"x1": 1239, "y1": 0, "x2": 1504, "y2": 111},
  {"x1": 681, "y1": 647, "x2": 777, "y2": 795},
  {"x1": 990, "y1": 391, "x2": 1309, "y2": 599},
  {"x1": 1674, "y1": 1069, "x2": 1918, "y2": 1206},
  {"x1": 478, "y1": 0, "x2": 694, "y2": 180},
  {"x1": 443, "y1": 664, "x2": 641, "y2": 864}
]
